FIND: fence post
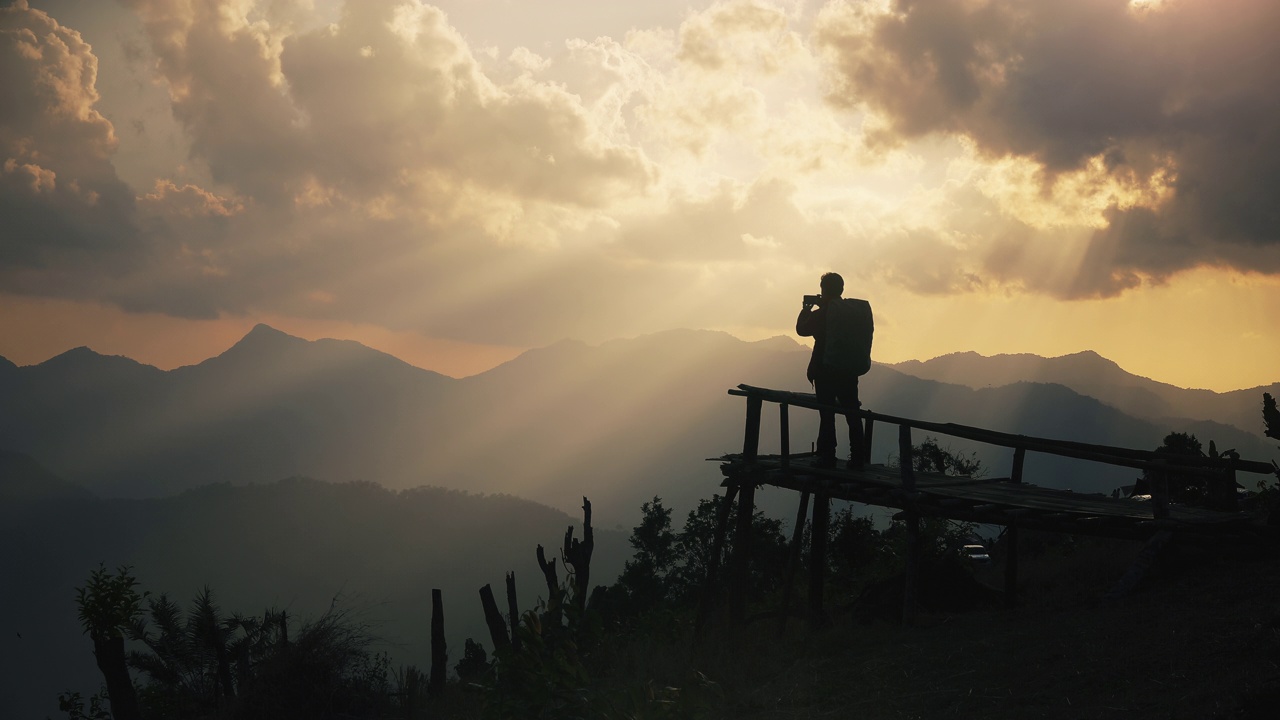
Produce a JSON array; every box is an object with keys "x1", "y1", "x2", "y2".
[
  {"x1": 1005, "y1": 447, "x2": 1025, "y2": 610},
  {"x1": 743, "y1": 395, "x2": 763, "y2": 461},
  {"x1": 430, "y1": 589, "x2": 446, "y2": 696},
  {"x1": 899, "y1": 424, "x2": 919, "y2": 625},
  {"x1": 780, "y1": 402, "x2": 790, "y2": 469}
]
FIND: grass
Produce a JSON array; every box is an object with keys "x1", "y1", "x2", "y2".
[{"x1": 626, "y1": 534, "x2": 1280, "y2": 720}]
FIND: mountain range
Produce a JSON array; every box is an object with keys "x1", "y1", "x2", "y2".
[{"x1": 3, "y1": 326, "x2": 1278, "y2": 521}]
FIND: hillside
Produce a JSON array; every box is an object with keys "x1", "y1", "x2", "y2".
[
  {"x1": 686, "y1": 536, "x2": 1280, "y2": 719},
  {"x1": 0, "y1": 472, "x2": 627, "y2": 720}
]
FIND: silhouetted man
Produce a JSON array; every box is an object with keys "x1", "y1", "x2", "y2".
[{"x1": 796, "y1": 272, "x2": 873, "y2": 469}]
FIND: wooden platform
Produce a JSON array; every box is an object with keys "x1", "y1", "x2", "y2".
[{"x1": 715, "y1": 453, "x2": 1263, "y2": 540}]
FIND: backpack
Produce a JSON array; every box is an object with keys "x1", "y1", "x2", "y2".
[{"x1": 823, "y1": 298, "x2": 874, "y2": 376}]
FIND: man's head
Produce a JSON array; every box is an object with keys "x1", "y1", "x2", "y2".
[{"x1": 820, "y1": 272, "x2": 844, "y2": 299}]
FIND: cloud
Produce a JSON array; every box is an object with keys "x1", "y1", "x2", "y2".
[
  {"x1": 816, "y1": 0, "x2": 1280, "y2": 296},
  {"x1": 0, "y1": 0, "x2": 141, "y2": 293}
]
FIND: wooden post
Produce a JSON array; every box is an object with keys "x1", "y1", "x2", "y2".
[
  {"x1": 479, "y1": 584, "x2": 511, "y2": 655},
  {"x1": 780, "y1": 402, "x2": 790, "y2": 469},
  {"x1": 808, "y1": 492, "x2": 830, "y2": 629},
  {"x1": 863, "y1": 417, "x2": 875, "y2": 464},
  {"x1": 729, "y1": 479, "x2": 756, "y2": 624},
  {"x1": 562, "y1": 497, "x2": 594, "y2": 612},
  {"x1": 536, "y1": 545, "x2": 561, "y2": 624},
  {"x1": 1151, "y1": 460, "x2": 1170, "y2": 520},
  {"x1": 695, "y1": 484, "x2": 740, "y2": 637},
  {"x1": 743, "y1": 395, "x2": 763, "y2": 460},
  {"x1": 1005, "y1": 447, "x2": 1025, "y2": 611},
  {"x1": 430, "y1": 589, "x2": 446, "y2": 696},
  {"x1": 899, "y1": 424, "x2": 919, "y2": 626},
  {"x1": 1212, "y1": 466, "x2": 1238, "y2": 511},
  {"x1": 777, "y1": 489, "x2": 810, "y2": 635},
  {"x1": 505, "y1": 573, "x2": 521, "y2": 653}
]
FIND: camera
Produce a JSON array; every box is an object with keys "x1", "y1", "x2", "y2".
[{"x1": 803, "y1": 294, "x2": 822, "y2": 306}]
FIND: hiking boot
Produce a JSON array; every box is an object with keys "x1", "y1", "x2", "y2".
[
  {"x1": 847, "y1": 458, "x2": 864, "y2": 471},
  {"x1": 813, "y1": 455, "x2": 837, "y2": 469}
]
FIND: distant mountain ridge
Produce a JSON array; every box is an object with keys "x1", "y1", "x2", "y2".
[
  {"x1": 2, "y1": 327, "x2": 1275, "y2": 522},
  {"x1": 890, "y1": 350, "x2": 1280, "y2": 437},
  {"x1": 0, "y1": 461, "x2": 626, "y2": 720}
]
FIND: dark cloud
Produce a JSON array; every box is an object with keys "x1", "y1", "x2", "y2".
[
  {"x1": 0, "y1": 0, "x2": 144, "y2": 298},
  {"x1": 817, "y1": 0, "x2": 1280, "y2": 296}
]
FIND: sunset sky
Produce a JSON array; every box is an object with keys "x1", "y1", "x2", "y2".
[{"x1": 3, "y1": 0, "x2": 1279, "y2": 390}]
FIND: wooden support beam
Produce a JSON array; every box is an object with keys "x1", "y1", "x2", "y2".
[
  {"x1": 695, "y1": 483, "x2": 740, "y2": 638},
  {"x1": 778, "y1": 490, "x2": 811, "y2": 635},
  {"x1": 973, "y1": 503, "x2": 1001, "y2": 512},
  {"x1": 729, "y1": 480, "x2": 756, "y2": 624},
  {"x1": 743, "y1": 396, "x2": 763, "y2": 461},
  {"x1": 809, "y1": 492, "x2": 830, "y2": 629},
  {"x1": 780, "y1": 402, "x2": 790, "y2": 470},
  {"x1": 1005, "y1": 446, "x2": 1025, "y2": 611},
  {"x1": 899, "y1": 424, "x2": 919, "y2": 626}
]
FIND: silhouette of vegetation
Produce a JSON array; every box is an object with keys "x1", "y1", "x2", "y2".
[
  {"x1": 890, "y1": 435, "x2": 985, "y2": 477},
  {"x1": 62, "y1": 571, "x2": 402, "y2": 720},
  {"x1": 75, "y1": 565, "x2": 147, "y2": 720}
]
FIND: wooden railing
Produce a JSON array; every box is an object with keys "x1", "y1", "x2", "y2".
[
  {"x1": 728, "y1": 383, "x2": 1275, "y2": 512},
  {"x1": 700, "y1": 384, "x2": 1277, "y2": 629}
]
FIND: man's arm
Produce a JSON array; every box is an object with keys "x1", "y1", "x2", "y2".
[{"x1": 796, "y1": 305, "x2": 822, "y2": 337}]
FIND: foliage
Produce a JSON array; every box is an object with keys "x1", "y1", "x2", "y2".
[
  {"x1": 472, "y1": 579, "x2": 719, "y2": 720},
  {"x1": 75, "y1": 565, "x2": 148, "y2": 642},
  {"x1": 890, "y1": 436, "x2": 986, "y2": 477},
  {"x1": 672, "y1": 493, "x2": 789, "y2": 601},
  {"x1": 455, "y1": 638, "x2": 491, "y2": 684},
  {"x1": 53, "y1": 688, "x2": 114, "y2": 720},
  {"x1": 1134, "y1": 431, "x2": 1243, "y2": 507},
  {"x1": 63, "y1": 566, "x2": 403, "y2": 720}
]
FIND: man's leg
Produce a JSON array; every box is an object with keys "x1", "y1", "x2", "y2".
[
  {"x1": 814, "y1": 377, "x2": 837, "y2": 466},
  {"x1": 840, "y1": 377, "x2": 864, "y2": 469}
]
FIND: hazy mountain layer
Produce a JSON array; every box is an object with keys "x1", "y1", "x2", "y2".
[
  {"x1": 890, "y1": 351, "x2": 1280, "y2": 436},
  {"x1": 0, "y1": 473, "x2": 625, "y2": 720},
  {"x1": 2, "y1": 327, "x2": 1276, "y2": 524}
]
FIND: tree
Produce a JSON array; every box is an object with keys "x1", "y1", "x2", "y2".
[
  {"x1": 614, "y1": 497, "x2": 678, "y2": 611},
  {"x1": 454, "y1": 638, "x2": 490, "y2": 684},
  {"x1": 75, "y1": 565, "x2": 147, "y2": 720},
  {"x1": 674, "y1": 493, "x2": 789, "y2": 600},
  {"x1": 892, "y1": 436, "x2": 985, "y2": 477}
]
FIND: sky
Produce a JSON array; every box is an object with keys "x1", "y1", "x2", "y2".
[{"x1": 2, "y1": 0, "x2": 1279, "y2": 390}]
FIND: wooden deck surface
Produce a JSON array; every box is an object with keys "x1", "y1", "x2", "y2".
[{"x1": 716, "y1": 454, "x2": 1254, "y2": 532}]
